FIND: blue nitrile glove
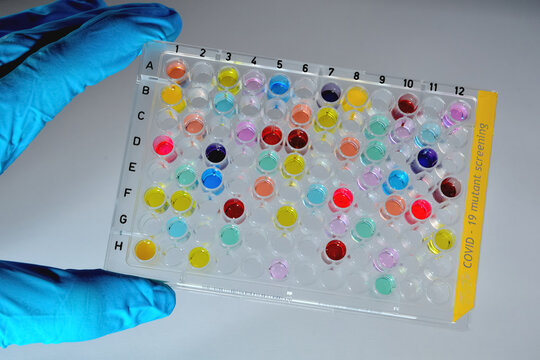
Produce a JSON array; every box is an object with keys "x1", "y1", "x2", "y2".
[{"x1": 0, "y1": 0, "x2": 181, "y2": 347}]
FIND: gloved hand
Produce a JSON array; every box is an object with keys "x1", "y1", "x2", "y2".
[{"x1": 0, "y1": 0, "x2": 182, "y2": 347}]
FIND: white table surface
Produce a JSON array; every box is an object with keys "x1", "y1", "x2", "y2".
[{"x1": 1, "y1": 0, "x2": 539, "y2": 358}]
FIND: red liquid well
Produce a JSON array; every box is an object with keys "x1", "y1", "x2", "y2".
[
  {"x1": 287, "y1": 129, "x2": 309, "y2": 149},
  {"x1": 326, "y1": 240, "x2": 347, "y2": 261},
  {"x1": 332, "y1": 188, "x2": 354, "y2": 208},
  {"x1": 224, "y1": 198, "x2": 245, "y2": 219},
  {"x1": 411, "y1": 199, "x2": 432, "y2": 220},
  {"x1": 261, "y1": 125, "x2": 283, "y2": 145}
]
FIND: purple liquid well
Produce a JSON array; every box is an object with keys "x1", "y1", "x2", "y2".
[
  {"x1": 328, "y1": 216, "x2": 349, "y2": 236},
  {"x1": 269, "y1": 259, "x2": 289, "y2": 280},
  {"x1": 373, "y1": 248, "x2": 399, "y2": 271},
  {"x1": 442, "y1": 102, "x2": 470, "y2": 127},
  {"x1": 236, "y1": 121, "x2": 257, "y2": 142}
]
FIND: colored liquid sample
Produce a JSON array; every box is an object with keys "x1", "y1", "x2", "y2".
[
  {"x1": 338, "y1": 137, "x2": 360, "y2": 158},
  {"x1": 332, "y1": 188, "x2": 354, "y2": 209},
  {"x1": 325, "y1": 240, "x2": 347, "y2": 261},
  {"x1": 375, "y1": 248, "x2": 399, "y2": 270},
  {"x1": 388, "y1": 170, "x2": 409, "y2": 190},
  {"x1": 367, "y1": 115, "x2": 389, "y2": 137},
  {"x1": 283, "y1": 154, "x2": 305, "y2": 176},
  {"x1": 287, "y1": 129, "x2": 309, "y2": 150},
  {"x1": 184, "y1": 113, "x2": 205, "y2": 135},
  {"x1": 392, "y1": 93, "x2": 419, "y2": 119},
  {"x1": 362, "y1": 141, "x2": 386, "y2": 164},
  {"x1": 218, "y1": 67, "x2": 239, "y2": 88},
  {"x1": 276, "y1": 206, "x2": 297, "y2": 228},
  {"x1": 342, "y1": 86, "x2": 368, "y2": 111},
  {"x1": 201, "y1": 168, "x2": 223, "y2": 189},
  {"x1": 411, "y1": 199, "x2": 432, "y2": 220},
  {"x1": 306, "y1": 184, "x2": 327, "y2": 206},
  {"x1": 442, "y1": 101, "x2": 470, "y2": 127},
  {"x1": 135, "y1": 239, "x2": 157, "y2": 261},
  {"x1": 152, "y1": 135, "x2": 174, "y2": 156},
  {"x1": 315, "y1": 107, "x2": 339, "y2": 132},
  {"x1": 213, "y1": 91, "x2": 235, "y2": 113},
  {"x1": 415, "y1": 122, "x2": 441, "y2": 147},
  {"x1": 384, "y1": 195, "x2": 406, "y2": 216},
  {"x1": 291, "y1": 103, "x2": 312, "y2": 125},
  {"x1": 375, "y1": 275, "x2": 395, "y2": 295},
  {"x1": 242, "y1": 69, "x2": 266, "y2": 94},
  {"x1": 398, "y1": 94, "x2": 418, "y2": 114},
  {"x1": 253, "y1": 176, "x2": 275, "y2": 199},
  {"x1": 269, "y1": 259, "x2": 289, "y2": 280},
  {"x1": 176, "y1": 165, "x2": 197, "y2": 188},
  {"x1": 268, "y1": 74, "x2": 290, "y2": 96},
  {"x1": 170, "y1": 190, "x2": 193, "y2": 213},
  {"x1": 144, "y1": 187, "x2": 166, "y2": 208},
  {"x1": 220, "y1": 224, "x2": 241, "y2": 246},
  {"x1": 390, "y1": 117, "x2": 416, "y2": 143},
  {"x1": 328, "y1": 216, "x2": 349, "y2": 236},
  {"x1": 353, "y1": 217, "x2": 376, "y2": 240},
  {"x1": 161, "y1": 84, "x2": 183, "y2": 105},
  {"x1": 224, "y1": 198, "x2": 245, "y2": 219},
  {"x1": 358, "y1": 167, "x2": 383, "y2": 189},
  {"x1": 167, "y1": 217, "x2": 188, "y2": 238},
  {"x1": 417, "y1": 148, "x2": 438, "y2": 168},
  {"x1": 257, "y1": 150, "x2": 279, "y2": 172},
  {"x1": 434, "y1": 177, "x2": 462, "y2": 203},
  {"x1": 261, "y1": 125, "x2": 283, "y2": 146},
  {"x1": 427, "y1": 228, "x2": 456, "y2": 254},
  {"x1": 321, "y1": 82, "x2": 341, "y2": 103},
  {"x1": 205, "y1": 143, "x2": 227, "y2": 163},
  {"x1": 166, "y1": 59, "x2": 187, "y2": 79},
  {"x1": 189, "y1": 247, "x2": 210, "y2": 268},
  {"x1": 236, "y1": 121, "x2": 257, "y2": 144},
  {"x1": 434, "y1": 229, "x2": 455, "y2": 251}
]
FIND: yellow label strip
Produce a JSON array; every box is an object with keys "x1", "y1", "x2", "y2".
[{"x1": 453, "y1": 90, "x2": 497, "y2": 322}]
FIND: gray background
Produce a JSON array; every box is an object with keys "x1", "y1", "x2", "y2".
[{"x1": 1, "y1": 0, "x2": 539, "y2": 358}]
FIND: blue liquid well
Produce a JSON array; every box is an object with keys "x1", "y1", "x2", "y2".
[
  {"x1": 167, "y1": 217, "x2": 188, "y2": 238},
  {"x1": 201, "y1": 168, "x2": 223, "y2": 189},
  {"x1": 388, "y1": 170, "x2": 409, "y2": 190},
  {"x1": 417, "y1": 148, "x2": 438, "y2": 168},
  {"x1": 321, "y1": 82, "x2": 341, "y2": 102},
  {"x1": 415, "y1": 122, "x2": 441, "y2": 147},
  {"x1": 213, "y1": 91, "x2": 234, "y2": 113},
  {"x1": 306, "y1": 184, "x2": 327, "y2": 206},
  {"x1": 269, "y1": 75, "x2": 290, "y2": 95},
  {"x1": 205, "y1": 143, "x2": 227, "y2": 163}
]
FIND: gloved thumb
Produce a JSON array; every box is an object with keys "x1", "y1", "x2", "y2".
[{"x1": 0, "y1": 261, "x2": 176, "y2": 347}]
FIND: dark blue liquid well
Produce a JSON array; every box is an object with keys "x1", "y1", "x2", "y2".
[
  {"x1": 321, "y1": 82, "x2": 341, "y2": 102},
  {"x1": 205, "y1": 143, "x2": 227, "y2": 163}
]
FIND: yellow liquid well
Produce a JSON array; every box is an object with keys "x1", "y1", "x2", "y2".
[
  {"x1": 170, "y1": 190, "x2": 193, "y2": 212},
  {"x1": 315, "y1": 108, "x2": 339, "y2": 132},
  {"x1": 161, "y1": 84, "x2": 183, "y2": 105},
  {"x1": 275, "y1": 206, "x2": 297, "y2": 228},
  {"x1": 342, "y1": 86, "x2": 368, "y2": 111},
  {"x1": 428, "y1": 229, "x2": 456, "y2": 254},
  {"x1": 135, "y1": 239, "x2": 157, "y2": 261},
  {"x1": 283, "y1": 154, "x2": 305, "y2": 176},
  {"x1": 217, "y1": 67, "x2": 240, "y2": 94},
  {"x1": 144, "y1": 187, "x2": 166, "y2": 208},
  {"x1": 189, "y1": 247, "x2": 210, "y2": 268}
]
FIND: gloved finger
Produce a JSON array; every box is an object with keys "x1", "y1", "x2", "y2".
[
  {"x1": 0, "y1": 2, "x2": 176, "y2": 77},
  {"x1": 0, "y1": 0, "x2": 105, "y2": 38},
  {"x1": 0, "y1": 261, "x2": 176, "y2": 347},
  {"x1": 0, "y1": 4, "x2": 181, "y2": 174}
]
